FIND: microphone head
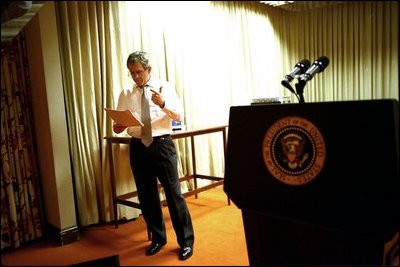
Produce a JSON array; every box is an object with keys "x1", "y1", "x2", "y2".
[
  {"x1": 298, "y1": 56, "x2": 330, "y2": 83},
  {"x1": 314, "y1": 56, "x2": 329, "y2": 72},
  {"x1": 296, "y1": 59, "x2": 311, "y2": 73}
]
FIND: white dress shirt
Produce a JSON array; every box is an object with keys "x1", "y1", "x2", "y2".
[{"x1": 116, "y1": 76, "x2": 182, "y2": 138}]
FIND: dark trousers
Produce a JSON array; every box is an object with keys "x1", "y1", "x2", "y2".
[{"x1": 129, "y1": 135, "x2": 194, "y2": 248}]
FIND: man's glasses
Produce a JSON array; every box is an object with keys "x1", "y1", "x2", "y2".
[{"x1": 128, "y1": 69, "x2": 148, "y2": 78}]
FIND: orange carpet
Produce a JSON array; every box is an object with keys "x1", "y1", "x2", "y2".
[{"x1": 0, "y1": 186, "x2": 249, "y2": 266}]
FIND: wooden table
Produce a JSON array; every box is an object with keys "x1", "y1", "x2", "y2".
[{"x1": 104, "y1": 125, "x2": 230, "y2": 231}]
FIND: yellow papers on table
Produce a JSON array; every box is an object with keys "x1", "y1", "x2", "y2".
[{"x1": 104, "y1": 108, "x2": 144, "y2": 127}]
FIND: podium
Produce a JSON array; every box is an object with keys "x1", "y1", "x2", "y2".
[{"x1": 224, "y1": 99, "x2": 399, "y2": 265}]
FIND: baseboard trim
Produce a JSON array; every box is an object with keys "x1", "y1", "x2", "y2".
[{"x1": 47, "y1": 224, "x2": 80, "y2": 246}]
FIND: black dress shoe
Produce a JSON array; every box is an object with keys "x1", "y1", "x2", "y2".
[
  {"x1": 146, "y1": 241, "x2": 166, "y2": 256},
  {"x1": 179, "y1": 246, "x2": 193, "y2": 260}
]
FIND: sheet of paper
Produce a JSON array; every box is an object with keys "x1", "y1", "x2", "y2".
[{"x1": 104, "y1": 108, "x2": 144, "y2": 127}]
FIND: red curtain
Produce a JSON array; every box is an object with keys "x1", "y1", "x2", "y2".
[{"x1": 1, "y1": 30, "x2": 44, "y2": 249}]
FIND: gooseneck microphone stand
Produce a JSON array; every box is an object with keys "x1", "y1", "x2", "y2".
[
  {"x1": 294, "y1": 81, "x2": 306, "y2": 104},
  {"x1": 281, "y1": 80, "x2": 301, "y2": 103}
]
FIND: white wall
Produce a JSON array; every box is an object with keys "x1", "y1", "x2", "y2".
[{"x1": 25, "y1": 1, "x2": 77, "y2": 233}]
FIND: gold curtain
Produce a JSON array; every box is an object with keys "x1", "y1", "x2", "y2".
[
  {"x1": 55, "y1": 1, "x2": 127, "y2": 225},
  {"x1": 1, "y1": 32, "x2": 44, "y2": 249},
  {"x1": 265, "y1": 0, "x2": 399, "y2": 101}
]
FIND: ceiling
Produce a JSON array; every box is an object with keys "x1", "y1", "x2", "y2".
[
  {"x1": 1, "y1": 1, "x2": 45, "y2": 48},
  {"x1": 260, "y1": 1, "x2": 347, "y2": 12},
  {"x1": 1, "y1": 1, "x2": 348, "y2": 49}
]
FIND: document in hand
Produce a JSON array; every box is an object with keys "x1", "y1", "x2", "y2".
[{"x1": 104, "y1": 108, "x2": 144, "y2": 127}]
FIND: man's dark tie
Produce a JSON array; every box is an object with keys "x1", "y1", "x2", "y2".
[{"x1": 141, "y1": 86, "x2": 153, "y2": 147}]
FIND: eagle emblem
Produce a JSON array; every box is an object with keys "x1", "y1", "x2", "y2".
[
  {"x1": 263, "y1": 116, "x2": 326, "y2": 185},
  {"x1": 280, "y1": 133, "x2": 309, "y2": 169}
]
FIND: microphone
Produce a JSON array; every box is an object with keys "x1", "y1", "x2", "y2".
[
  {"x1": 281, "y1": 59, "x2": 311, "y2": 86},
  {"x1": 299, "y1": 56, "x2": 330, "y2": 83}
]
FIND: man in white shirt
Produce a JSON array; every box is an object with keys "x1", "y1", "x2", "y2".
[{"x1": 113, "y1": 51, "x2": 194, "y2": 261}]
